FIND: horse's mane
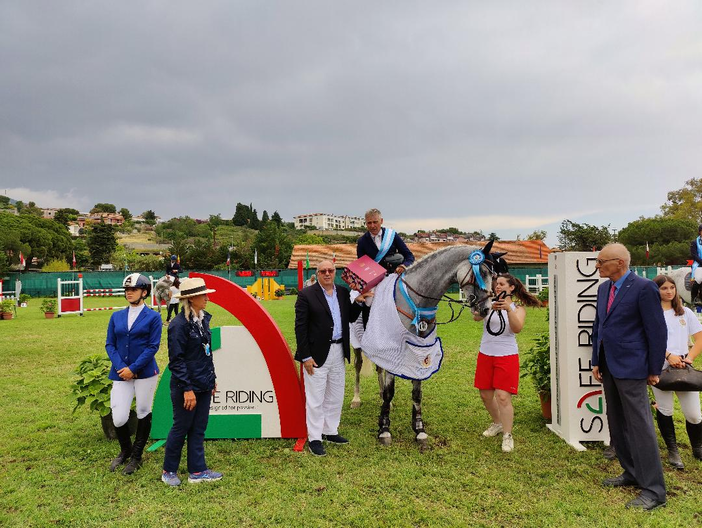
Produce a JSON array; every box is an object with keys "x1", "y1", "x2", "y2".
[{"x1": 408, "y1": 245, "x2": 480, "y2": 269}]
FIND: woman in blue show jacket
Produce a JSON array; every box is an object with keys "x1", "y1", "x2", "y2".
[
  {"x1": 161, "y1": 277, "x2": 222, "y2": 486},
  {"x1": 105, "y1": 273, "x2": 162, "y2": 475}
]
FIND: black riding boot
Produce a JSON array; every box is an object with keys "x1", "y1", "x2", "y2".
[
  {"x1": 693, "y1": 283, "x2": 701, "y2": 306},
  {"x1": 686, "y1": 420, "x2": 702, "y2": 460},
  {"x1": 656, "y1": 410, "x2": 684, "y2": 469},
  {"x1": 110, "y1": 424, "x2": 132, "y2": 471},
  {"x1": 123, "y1": 413, "x2": 152, "y2": 475}
]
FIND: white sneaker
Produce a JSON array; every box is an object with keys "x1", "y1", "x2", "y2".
[
  {"x1": 502, "y1": 433, "x2": 514, "y2": 452},
  {"x1": 482, "y1": 423, "x2": 503, "y2": 437}
]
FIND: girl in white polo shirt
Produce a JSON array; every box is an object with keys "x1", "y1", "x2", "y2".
[{"x1": 652, "y1": 275, "x2": 702, "y2": 469}]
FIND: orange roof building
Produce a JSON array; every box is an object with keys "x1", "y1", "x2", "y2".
[{"x1": 288, "y1": 240, "x2": 551, "y2": 269}]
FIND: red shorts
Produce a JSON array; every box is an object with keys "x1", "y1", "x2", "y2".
[{"x1": 474, "y1": 352, "x2": 519, "y2": 394}]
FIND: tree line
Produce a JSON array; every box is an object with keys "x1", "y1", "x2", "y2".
[{"x1": 1, "y1": 180, "x2": 701, "y2": 275}]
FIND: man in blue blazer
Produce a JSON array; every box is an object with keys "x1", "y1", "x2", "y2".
[
  {"x1": 356, "y1": 208, "x2": 414, "y2": 275},
  {"x1": 356, "y1": 209, "x2": 415, "y2": 328},
  {"x1": 591, "y1": 244, "x2": 667, "y2": 510}
]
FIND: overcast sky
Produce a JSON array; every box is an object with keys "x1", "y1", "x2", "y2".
[{"x1": 1, "y1": 1, "x2": 699, "y2": 245}]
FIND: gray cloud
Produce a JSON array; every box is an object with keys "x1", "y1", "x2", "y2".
[{"x1": 1, "y1": 1, "x2": 699, "y2": 243}]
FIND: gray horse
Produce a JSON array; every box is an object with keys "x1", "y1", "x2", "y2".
[
  {"x1": 666, "y1": 267, "x2": 693, "y2": 305},
  {"x1": 359, "y1": 242, "x2": 501, "y2": 447},
  {"x1": 153, "y1": 275, "x2": 173, "y2": 312}
]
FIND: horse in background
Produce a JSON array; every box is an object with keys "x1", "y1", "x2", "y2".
[
  {"x1": 666, "y1": 267, "x2": 693, "y2": 305},
  {"x1": 153, "y1": 275, "x2": 173, "y2": 313}
]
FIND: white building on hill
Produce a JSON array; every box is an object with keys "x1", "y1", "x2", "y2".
[{"x1": 294, "y1": 212, "x2": 364, "y2": 230}]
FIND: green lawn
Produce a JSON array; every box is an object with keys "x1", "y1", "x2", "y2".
[{"x1": 0, "y1": 296, "x2": 699, "y2": 527}]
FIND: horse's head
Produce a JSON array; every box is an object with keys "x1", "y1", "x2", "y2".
[{"x1": 458, "y1": 240, "x2": 508, "y2": 317}]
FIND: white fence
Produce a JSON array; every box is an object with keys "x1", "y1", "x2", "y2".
[{"x1": 525, "y1": 274, "x2": 549, "y2": 294}]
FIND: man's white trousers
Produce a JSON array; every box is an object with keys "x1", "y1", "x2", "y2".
[{"x1": 303, "y1": 343, "x2": 345, "y2": 442}]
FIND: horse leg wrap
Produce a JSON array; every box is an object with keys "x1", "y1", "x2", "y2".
[
  {"x1": 378, "y1": 413, "x2": 391, "y2": 433},
  {"x1": 411, "y1": 406, "x2": 425, "y2": 434}
]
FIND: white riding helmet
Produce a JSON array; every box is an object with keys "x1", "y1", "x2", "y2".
[{"x1": 123, "y1": 273, "x2": 152, "y2": 297}]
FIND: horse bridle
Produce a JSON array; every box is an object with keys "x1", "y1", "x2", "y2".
[{"x1": 397, "y1": 261, "x2": 495, "y2": 328}]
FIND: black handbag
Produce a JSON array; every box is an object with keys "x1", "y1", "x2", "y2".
[{"x1": 655, "y1": 364, "x2": 702, "y2": 392}]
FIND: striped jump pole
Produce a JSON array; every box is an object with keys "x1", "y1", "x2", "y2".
[{"x1": 83, "y1": 288, "x2": 125, "y2": 297}]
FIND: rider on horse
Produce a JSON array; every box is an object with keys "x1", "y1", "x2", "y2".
[
  {"x1": 356, "y1": 208, "x2": 415, "y2": 326},
  {"x1": 690, "y1": 224, "x2": 702, "y2": 305}
]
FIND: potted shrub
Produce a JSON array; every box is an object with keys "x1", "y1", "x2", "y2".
[
  {"x1": 40, "y1": 298, "x2": 57, "y2": 319},
  {"x1": 0, "y1": 299, "x2": 14, "y2": 320},
  {"x1": 521, "y1": 330, "x2": 551, "y2": 420},
  {"x1": 537, "y1": 287, "x2": 549, "y2": 307},
  {"x1": 19, "y1": 293, "x2": 31, "y2": 307},
  {"x1": 71, "y1": 354, "x2": 136, "y2": 439},
  {"x1": 274, "y1": 288, "x2": 285, "y2": 299}
]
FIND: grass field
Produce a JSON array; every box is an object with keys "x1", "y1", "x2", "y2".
[{"x1": 0, "y1": 295, "x2": 700, "y2": 527}]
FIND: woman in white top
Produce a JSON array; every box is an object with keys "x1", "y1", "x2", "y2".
[
  {"x1": 473, "y1": 274, "x2": 540, "y2": 453},
  {"x1": 652, "y1": 275, "x2": 702, "y2": 469},
  {"x1": 166, "y1": 277, "x2": 181, "y2": 323}
]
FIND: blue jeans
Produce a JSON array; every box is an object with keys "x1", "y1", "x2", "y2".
[{"x1": 162, "y1": 387, "x2": 211, "y2": 473}]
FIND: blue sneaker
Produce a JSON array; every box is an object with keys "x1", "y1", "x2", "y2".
[
  {"x1": 161, "y1": 471, "x2": 181, "y2": 487},
  {"x1": 188, "y1": 469, "x2": 223, "y2": 483}
]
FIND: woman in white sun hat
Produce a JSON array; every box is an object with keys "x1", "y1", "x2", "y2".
[{"x1": 161, "y1": 277, "x2": 222, "y2": 486}]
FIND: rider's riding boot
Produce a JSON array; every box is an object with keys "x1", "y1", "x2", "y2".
[
  {"x1": 110, "y1": 424, "x2": 132, "y2": 471},
  {"x1": 686, "y1": 420, "x2": 702, "y2": 460},
  {"x1": 123, "y1": 413, "x2": 152, "y2": 475},
  {"x1": 656, "y1": 411, "x2": 684, "y2": 469},
  {"x1": 692, "y1": 282, "x2": 701, "y2": 306}
]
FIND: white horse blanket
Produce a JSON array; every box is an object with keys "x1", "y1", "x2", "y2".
[{"x1": 360, "y1": 275, "x2": 444, "y2": 380}]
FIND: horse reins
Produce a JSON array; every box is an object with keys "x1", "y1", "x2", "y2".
[{"x1": 485, "y1": 291, "x2": 507, "y2": 336}]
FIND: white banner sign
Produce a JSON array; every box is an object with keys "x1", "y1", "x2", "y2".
[{"x1": 547, "y1": 252, "x2": 609, "y2": 450}]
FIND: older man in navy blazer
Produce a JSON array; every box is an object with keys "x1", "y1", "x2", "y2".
[{"x1": 591, "y1": 243, "x2": 667, "y2": 510}]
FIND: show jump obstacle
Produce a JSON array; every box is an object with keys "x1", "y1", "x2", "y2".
[
  {"x1": 149, "y1": 273, "x2": 306, "y2": 447},
  {"x1": 547, "y1": 252, "x2": 609, "y2": 450},
  {"x1": 57, "y1": 277, "x2": 155, "y2": 316}
]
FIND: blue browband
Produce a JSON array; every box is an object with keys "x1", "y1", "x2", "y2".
[
  {"x1": 468, "y1": 250, "x2": 487, "y2": 290},
  {"x1": 398, "y1": 274, "x2": 438, "y2": 330}
]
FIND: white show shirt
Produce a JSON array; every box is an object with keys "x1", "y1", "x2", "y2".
[
  {"x1": 127, "y1": 303, "x2": 145, "y2": 330},
  {"x1": 664, "y1": 307, "x2": 702, "y2": 356}
]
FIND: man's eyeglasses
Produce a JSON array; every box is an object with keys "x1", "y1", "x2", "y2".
[
  {"x1": 595, "y1": 258, "x2": 620, "y2": 265},
  {"x1": 318, "y1": 269, "x2": 335, "y2": 274}
]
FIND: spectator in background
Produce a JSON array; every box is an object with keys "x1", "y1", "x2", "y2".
[
  {"x1": 166, "y1": 255, "x2": 182, "y2": 277},
  {"x1": 690, "y1": 225, "x2": 702, "y2": 305},
  {"x1": 166, "y1": 277, "x2": 181, "y2": 324}
]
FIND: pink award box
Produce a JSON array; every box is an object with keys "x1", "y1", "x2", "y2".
[{"x1": 342, "y1": 255, "x2": 386, "y2": 293}]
